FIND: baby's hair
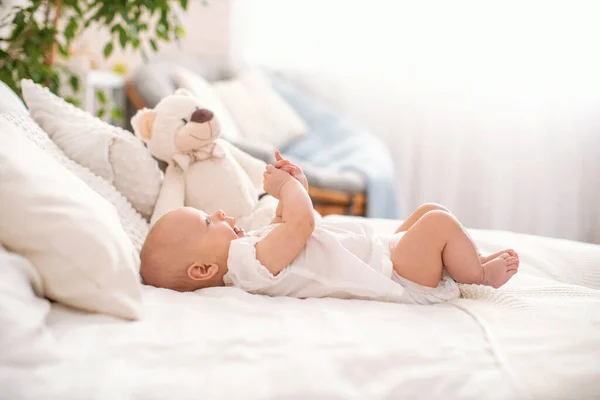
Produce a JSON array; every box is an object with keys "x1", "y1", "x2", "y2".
[
  {"x1": 140, "y1": 212, "x2": 202, "y2": 292},
  {"x1": 140, "y1": 257, "x2": 193, "y2": 292}
]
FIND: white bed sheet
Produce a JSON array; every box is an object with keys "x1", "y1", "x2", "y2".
[{"x1": 1, "y1": 217, "x2": 600, "y2": 400}]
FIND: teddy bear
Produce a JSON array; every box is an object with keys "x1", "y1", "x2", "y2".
[{"x1": 131, "y1": 89, "x2": 278, "y2": 231}]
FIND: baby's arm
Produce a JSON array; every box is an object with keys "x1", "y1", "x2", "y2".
[
  {"x1": 270, "y1": 151, "x2": 308, "y2": 224},
  {"x1": 256, "y1": 166, "x2": 315, "y2": 275},
  {"x1": 271, "y1": 201, "x2": 284, "y2": 224}
]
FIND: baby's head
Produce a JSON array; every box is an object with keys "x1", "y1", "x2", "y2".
[{"x1": 140, "y1": 207, "x2": 245, "y2": 292}]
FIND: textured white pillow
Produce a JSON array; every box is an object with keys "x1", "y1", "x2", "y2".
[
  {"x1": 212, "y1": 69, "x2": 308, "y2": 148},
  {"x1": 171, "y1": 66, "x2": 243, "y2": 141},
  {"x1": 0, "y1": 245, "x2": 60, "y2": 365},
  {"x1": 20, "y1": 79, "x2": 162, "y2": 220},
  {"x1": 0, "y1": 117, "x2": 142, "y2": 319},
  {"x1": 0, "y1": 113, "x2": 149, "y2": 255}
]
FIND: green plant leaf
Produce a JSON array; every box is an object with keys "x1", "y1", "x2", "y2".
[
  {"x1": 65, "y1": 17, "x2": 78, "y2": 41},
  {"x1": 110, "y1": 107, "x2": 124, "y2": 122},
  {"x1": 155, "y1": 23, "x2": 168, "y2": 41},
  {"x1": 95, "y1": 89, "x2": 107, "y2": 105},
  {"x1": 96, "y1": 108, "x2": 105, "y2": 118},
  {"x1": 72, "y1": 2, "x2": 83, "y2": 17},
  {"x1": 105, "y1": 11, "x2": 115, "y2": 25},
  {"x1": 103, "y1": 42, "x2": 114, "y2": 58},
  {"x1": 65, "y1": 96, "x2": 80, "y2": 106},
  {"x1": 10, "y1": 11, "x2": 26, "y2": 39},
  {"x1": 149, "y1": 38, "x2": 158, "y2": 51},
  {"x1": 118, "y1": 25, "x2": 127, "y2": 48},
  {"x1": 50, "y1": 73, "x2": 60, "y2": 93},
  {"x1": 175, "y1": 25, "x2": 185, "y2": 38},
  {"x1": 69, "y1": 75, "x2": 80, "y2": 92},
  {"x1": 56, "y1": 42, "x2": 68, "y2": 57},
  {"x1": 140, "y1": 47, "x2": 148, "y2": 63},
  {"x1": 180, "y1": 0, "x2": 188, "y2": 9}
]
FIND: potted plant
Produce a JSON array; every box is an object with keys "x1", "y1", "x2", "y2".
[{"x1": 0, "y1": 0, "x2": 191, "y2": 104}]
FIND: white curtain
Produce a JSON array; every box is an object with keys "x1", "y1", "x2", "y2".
[{"x1": 233, "y1": 0, "x2": 600, "y2": 244}]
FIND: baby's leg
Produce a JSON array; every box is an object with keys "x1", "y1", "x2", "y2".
[
  {"x1": 395, "y1": 203, "x2": 489, "y2": 272},
  {"x1": 397, "y1": 205, "x2": 519, "y2": 266},
  {"x1": 391, "y1": 211, "x2": 518, "y2": 288},
  {"x1": 395, "y1": 203, "x2": 451, "y2": 233}
]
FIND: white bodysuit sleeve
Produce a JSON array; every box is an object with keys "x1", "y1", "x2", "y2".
[{"x1": 225, "y1": 236, "x2": 289, "y2": 292}]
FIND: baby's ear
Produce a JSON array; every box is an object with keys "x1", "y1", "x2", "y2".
[
  {"x1": 131, "y1": 108, "x2": 157, "y2": 142},
  {"x1": 174, "y1": 88, "x2": 194, "y2": 98},
  {"x1": 188, "y1": 262, "x2": 219, "y2": 281}
]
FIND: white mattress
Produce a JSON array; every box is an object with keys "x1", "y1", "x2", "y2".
[{"x1": 2, "y1": 217, "x2": 600, "y2": 400}]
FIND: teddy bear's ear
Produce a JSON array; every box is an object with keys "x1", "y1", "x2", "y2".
[
  {"x1": 174, "y1": 88, "x2": 194, "y2": 97},
  {"x1": 131, "y1": 108, "x2": 157, "y2": 142}
]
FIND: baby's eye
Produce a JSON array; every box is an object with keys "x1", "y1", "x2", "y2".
[
  {"x1": 205, "y1": 218, "x2": 212, "y2": 227},
  {"x1": 181, "y1": 118, "x2": 188, "y2": 124}
]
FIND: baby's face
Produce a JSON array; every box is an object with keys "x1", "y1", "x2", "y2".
[
  {"x1": 140, "y1": 207, "x2": 244, "y2": 291},
  {"x1": 195, "y1": 208, "x2": 246, "y2": 248}
]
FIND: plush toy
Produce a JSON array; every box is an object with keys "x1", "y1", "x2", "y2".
[{"x1": 131, "y1": 89, "x2": 277, "y2": 230}]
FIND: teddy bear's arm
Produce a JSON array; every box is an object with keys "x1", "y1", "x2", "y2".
[
  {"x1": 221, "y1": 140, "x2": 266, "y2": 192},
  {"x1": 150, "y1": 164, "x2": 186, "y2": 226}
]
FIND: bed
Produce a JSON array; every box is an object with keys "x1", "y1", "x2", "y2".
[
  {"x1": 2, "y1": 216, "x2": 599, "y2": 400},
  {"x1": 1, "y1": 78, "x2": 599, "y2": 400}
]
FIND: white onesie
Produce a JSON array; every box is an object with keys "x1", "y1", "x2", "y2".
[{"x1": 224, "y1": 218, "x2": 460, "y2": 305}]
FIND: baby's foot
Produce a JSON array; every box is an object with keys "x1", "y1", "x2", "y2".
[
  {"x1": 480, "y1": 249, "x2": 519, "y2": 265},
  {"x1": 481, "y1": 253, "x2": 519, "y2": 288}
]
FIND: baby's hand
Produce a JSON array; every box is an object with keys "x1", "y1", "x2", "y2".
[
  {"x1": 263, "y1": 164, "x2": 294, "y2": 199},
  {"x1": 274, "y1": 150, "x2": 309, "y2": 192}
]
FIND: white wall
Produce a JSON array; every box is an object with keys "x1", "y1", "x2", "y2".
[{"x1": 235, "y1": 0, "x2": 600, "y2": 243}]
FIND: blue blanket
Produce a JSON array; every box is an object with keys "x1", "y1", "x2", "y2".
[{"x1": 268, "y1": 73, "x2": 399, "y2": 219}]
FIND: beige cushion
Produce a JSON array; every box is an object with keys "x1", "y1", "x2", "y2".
[
  {"x1": 20, "y1": 79, "x2": 162, "y2": 220},
  {"x1": 0, "y1": 245, "x2": 59, "y2": 365},
  {"x1": 171, "y1": 66, "x2": 243, "y2": 141},
  {"x1": 0, "y1": 117, "x2": 142, "y2": 319},
  {"x1": 212, "y1": 69, "x2": 308, "y2": 148},
  {"x1": 0, "y1": 113, "x2": 149, "y2": 255}
]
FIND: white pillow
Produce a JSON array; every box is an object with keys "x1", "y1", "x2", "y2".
[
  {"x1": 0, "y1": 245, "x2": 60, "y2": 365},
  {"x1": 171, "y1": 66, "x2": 243, "y2": 141},
  {"x1": 212, "y1": 69, "x2": 308, "y2": 148},
  {"x1": 0, "y1": 117, "x2": 142, "y2": 319},
  {"x1": 0, "y1": 113, "x2": 149, "y2": 255},
  {"x1": 20, "y1": 79, "x2": 162, "y2": 220}
]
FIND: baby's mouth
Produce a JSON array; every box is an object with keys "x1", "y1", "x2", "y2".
[{"x1": 233, "y1": 226, "x2": 244, "y2": 237}]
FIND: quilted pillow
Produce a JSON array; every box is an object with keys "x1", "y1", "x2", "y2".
[
  {"x1": 0, "y1": 118, "x2": 142, "y2": 319},
  {"x1": 0, "y1": 113, "x2": 149, "y2": 255},
  {"x1": 20, "y1": 79, "x2": 162, "y2": 220}
]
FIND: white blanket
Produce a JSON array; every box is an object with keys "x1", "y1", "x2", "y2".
[{"x1": 1, "y1": 217, "x2": 599, "y2": 400}]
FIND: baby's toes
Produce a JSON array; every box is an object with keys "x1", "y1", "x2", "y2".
[
  {"x1": 506, "y1": 249, "x2": 519, "y2": 258},
  {"x1": 506, "y1": 256, "x2": 519, "y2": 270}
]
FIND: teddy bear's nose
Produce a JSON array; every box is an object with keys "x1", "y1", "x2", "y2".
[{"x1": 190, "y1": 108, "x2": 214, "y2": 124}]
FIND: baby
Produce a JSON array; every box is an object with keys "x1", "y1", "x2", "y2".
[{"x1": 140, "y1": 151, "x2": 519, "y2": 305}]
